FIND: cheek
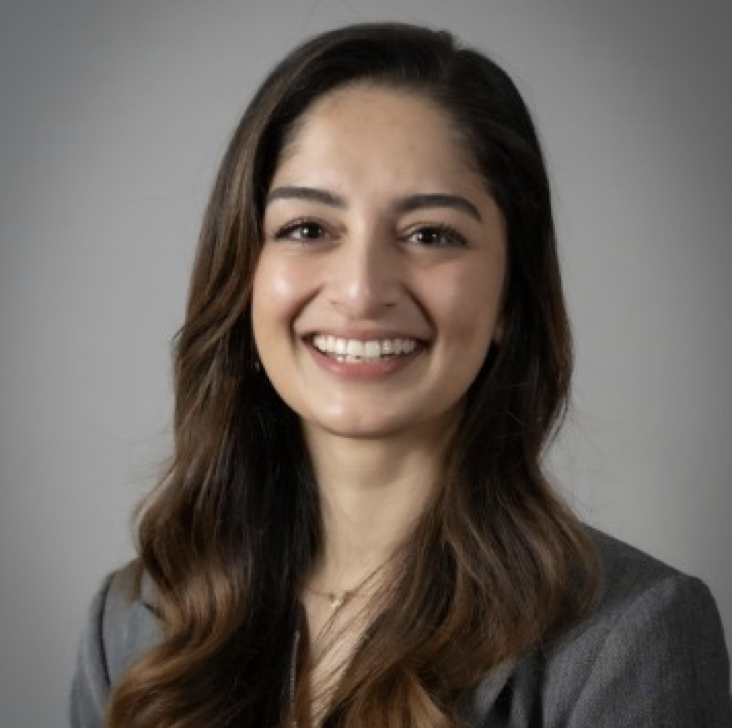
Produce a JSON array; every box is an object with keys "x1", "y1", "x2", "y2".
[
  {"x1": 252, "y1": 253, "x2": 312, "y2": 333},
  {"x1": 253, "y1": 256, "x2": 293, "y2": 307},
  {"x1": 252, "y1": 260, "x2": 291, "y2": 361},
  {"x1": 435, "y1": 265, "x2": 505, "y2": 349}
]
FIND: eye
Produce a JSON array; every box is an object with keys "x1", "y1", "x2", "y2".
[
  {"x1": 273, "y1": 218, "x2": 329, "y2": 242},
  {"x1": 407, "y1": 224, "x2": 467, "y2": 248}
]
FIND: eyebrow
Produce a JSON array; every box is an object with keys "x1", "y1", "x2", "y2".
[
  {"x1": 265, "y1": 186, "x2": 482, "y2": 222},
  {"x1": 265, "y1": 186, "x2": 346, "y2": 208},
  {"x1": 394, "y1": 193, "x2": 482, "y2": 222}
]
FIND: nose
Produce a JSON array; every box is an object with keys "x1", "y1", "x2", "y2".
[{"x1": 327, "y1": 226, "x2": 400, "y2": 318}]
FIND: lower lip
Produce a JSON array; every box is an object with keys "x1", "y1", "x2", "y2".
[{"x1": 307, "y1": 342, "x2": 424, "y2": 380}]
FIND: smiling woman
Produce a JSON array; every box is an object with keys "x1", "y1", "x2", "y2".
[
  {"x1": 70, "y1": 23, "x2": 731, "y2": 728},
  {"x1": 254, "y1": 85, "x2": 506, "y2": 443}
]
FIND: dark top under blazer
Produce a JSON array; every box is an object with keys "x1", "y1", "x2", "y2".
[{"x1": 70, "y1": 529, "x2": 732, "y2": 727}]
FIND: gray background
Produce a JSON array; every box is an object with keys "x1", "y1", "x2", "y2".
[{"x1": 1, "y1": 1, "x2": 730, "y2": 725}]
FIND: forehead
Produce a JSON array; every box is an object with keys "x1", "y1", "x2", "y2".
[{"x1": 273, "y1": 84, "x2": 484, "y2": 192}]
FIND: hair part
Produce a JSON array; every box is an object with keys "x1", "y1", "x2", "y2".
[{"x1": 108, "y1": 22, "x2": 599, "y2": 728}]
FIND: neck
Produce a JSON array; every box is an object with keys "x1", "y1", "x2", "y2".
[{"x1": 303, "y1": 424, "x2": 452, "y2": 592}]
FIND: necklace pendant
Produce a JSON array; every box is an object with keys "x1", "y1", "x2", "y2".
[{"x1": 328, "y1": 592, "x2": 346, "y2": 611}]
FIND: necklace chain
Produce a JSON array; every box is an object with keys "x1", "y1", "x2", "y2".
[
  {"x1": 293, "y1": 562, "x2": 386, "y2": 725},
  {"x1": 304, "y1": 562, "x2": 383, "y2": 613},
  {"x1": 304, "y1": 585, "x2": 355, "y2": 613}
]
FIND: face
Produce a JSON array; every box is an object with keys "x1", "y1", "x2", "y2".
[{"x1": 252, "y1": 85, "x2": 507, "y2": 445}]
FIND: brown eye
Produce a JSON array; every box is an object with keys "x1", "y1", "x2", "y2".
[
  {"x1": 409, "y1": 225, "x2": 466, "y2": 248},
  {"x1": 275, "y1": 219, "x2": 328, "y2": 242}
]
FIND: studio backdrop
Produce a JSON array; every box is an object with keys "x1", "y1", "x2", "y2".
[{"x1": 1, "y1": 1, "x2": 730, "y2": 725}]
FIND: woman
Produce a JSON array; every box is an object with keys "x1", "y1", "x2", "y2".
[{"x1": 71, "y1": 23, "x2": 731, "y2": 728}]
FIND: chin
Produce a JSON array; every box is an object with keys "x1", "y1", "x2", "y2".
[
  {"x1": 303, "y1": 406, "x2": 453, "y2": 444},
  {"x1": 316, "y1": 419, "x2": 407, "y2": 441},
  {"x1": 298, "y1": 405, "x2": 408, "y2": 439}
]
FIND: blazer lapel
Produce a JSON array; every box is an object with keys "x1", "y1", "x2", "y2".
[{"x1": 455, "y1": 657, "x2": 516, "y2": 726}]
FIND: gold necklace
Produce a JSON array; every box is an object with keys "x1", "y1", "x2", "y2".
[
  {"x1": 292, "y1": 563, "x2": 386, "y2": 725},
  {"x1": 304, "y1": 562, "x2": 384, "y2": 615},
  {"x1": 304, "y1": 585, "x2": 357, "y2": 613}
]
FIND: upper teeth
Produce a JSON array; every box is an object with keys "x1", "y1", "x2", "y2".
[{"x1": 312, "y1": 335, "x2": 419, "y2": 359}]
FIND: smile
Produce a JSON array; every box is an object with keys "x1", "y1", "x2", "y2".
[{"x1": 311, "y1": 334, "x2": 421, "y2": 362}]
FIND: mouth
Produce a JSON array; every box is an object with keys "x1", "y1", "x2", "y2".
[{"x1": 309, "y1": 334, "x2": 424, "y2": 363}]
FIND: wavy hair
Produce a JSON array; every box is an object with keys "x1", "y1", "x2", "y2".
[{"x1": 108, "y1": 23, "x2": 599, "y2": 728}]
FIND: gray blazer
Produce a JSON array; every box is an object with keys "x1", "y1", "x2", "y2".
[{"x1": 71, "y1": 529, "x2": 732, "y2": 726}]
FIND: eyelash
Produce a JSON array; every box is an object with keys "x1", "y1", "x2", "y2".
[
  {"x1": 271, "y1": 218, "x2": 468, "y2": 248},
  {"x1": 273, "y1": 218, "x2": 328, "y2": 242},
  {"x1": 405, "y1": 223, "x2": 467, "y2": 248}
]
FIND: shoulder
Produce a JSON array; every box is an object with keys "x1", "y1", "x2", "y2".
[
  {"x1": 582, "y1": 526, "x2": 706, "y2": 629},
  {"x1": 550, "y1": 527, "x2": 727, "y2": 668},
  {"x1": 70, "y1": 563, "x2": 161, "y2": 727},
  {"x1": 461, "y1": 528, "x2": 732, "y2": 727},
  {"x1": 100, "y1": 563, "x2": 162, "y2": 681},
  {"x1": 529, "y1": 528, "x2": 731, "y2": 726}
]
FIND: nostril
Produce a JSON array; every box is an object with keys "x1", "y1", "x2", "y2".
[
  {"x1": 328, "y1": 280, "x2": 400, "y2": 314},
  {"x1": 325, "y1": 241, "x2": 402, "y2": 314}
]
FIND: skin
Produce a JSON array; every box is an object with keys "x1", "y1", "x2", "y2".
[{"x1": 252, "y1": 86, "x2": 507, "y2": 675}]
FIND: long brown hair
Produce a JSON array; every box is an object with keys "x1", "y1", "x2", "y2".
[{"x1": 108, "y1": 23, "x2": 598, "y2": 728}]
